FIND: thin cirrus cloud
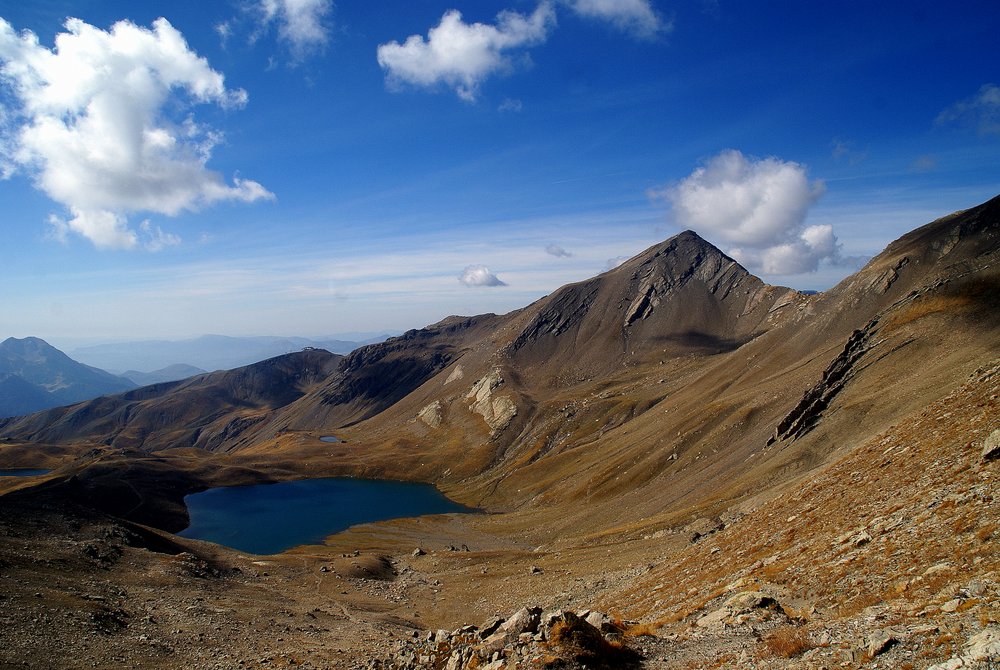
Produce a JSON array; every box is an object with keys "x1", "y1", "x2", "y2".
[
  {"x1": 562, "y1": 0, "x2": 668, "y2": 40},
  {"x1": 653, "y1": 149, "x2": 838, "y2": 276},
  {"x1": 936, "y1": 83, "x2": 1000, "y2": 136},
  {"x1": 0, "y1": 17, "x2": 273, "y2": 251},
  {"x1": 377, "y1": 0, "x2": 663, "y2": 100},
  {"x1": 377, "y1": 3, "x2": 556, "y2": 102},
  {"x1": 458, "y1": 264, "x2": 507, "y2": 287},
  {"x1": 251, "y1": 0, "x2": 333, "y2": 61}
]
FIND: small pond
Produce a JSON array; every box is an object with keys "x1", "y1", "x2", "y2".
[
  {"x1": 178, "y1": 477, "x2": 473, "y2": 554},
  {"x1": 0, "y1": 469, "x2": 51, "y2": 477},
  {"x1": 319, "y1": 436, "x2": 342, "y2": 443}
]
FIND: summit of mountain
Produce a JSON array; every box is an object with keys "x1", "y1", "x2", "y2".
[{"x1": 505, "y1": 229, "x2": 803, "y2": 380}]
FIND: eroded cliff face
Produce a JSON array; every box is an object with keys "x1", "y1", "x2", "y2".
[{"x1": 466, "y1": 368, "x2": 517, "y2": 435}]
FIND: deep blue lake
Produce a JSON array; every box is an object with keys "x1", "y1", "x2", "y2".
[
  {"x1": 0, "y1": 469, "x2": 51, "y2": 477},
  {"x1": 178, "y1": 477, "x2": 472, "y2": 554}
]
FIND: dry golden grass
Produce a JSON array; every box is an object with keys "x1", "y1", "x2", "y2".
[
  {"x1": 546, "y1": 618, "x2": 638, "y2": 668},
  {"x1": 833, "y1": 591, "x2": 883, "y2": 619},
  {"x1": 884, "y1": 294, "x2": 972, "y2": 331},
  {"x1": 624, "y1": 621, "x2": 663, "y2": 637},
  {"x1": 759, "y1": 625, "x2": 813, "y2": 659}
]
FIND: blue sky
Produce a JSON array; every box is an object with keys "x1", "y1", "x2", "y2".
[{"x1": 1, "y1": 0, "x2": 998, "y2": 348}]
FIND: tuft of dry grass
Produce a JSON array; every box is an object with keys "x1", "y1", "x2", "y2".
[
  {"x1": 834, "y1": 591, "x2": 883, "y2": 619},
  {"x1": 760, "y1": 625, "x2": 813, "y2": 658},
  {"x1": 547, "y1": 617, "x2": 640, "y2": 668},
  {"x1": 625, "y1": 621, "x2": 663, "y2": 638}
]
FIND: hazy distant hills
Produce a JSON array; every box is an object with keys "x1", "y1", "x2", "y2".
[
  {"x1": 0, "y1": 349, "x2": 342, "y2": 451},
  {"x1": 0, "y1": 332, "x2": 387, "y2": 420},
  {"x1": 70, "y1": 334, "x2": 389, "y2": 374},
  {"x1": 0, "y1": 337, "x2": 136, "y2": 418},
  {"x1": 119, "y1": 364, "x2": 208, "y2": 387}
]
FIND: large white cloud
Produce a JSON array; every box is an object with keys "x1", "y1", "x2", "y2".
[
  {"x1": 459, "y1": 264, "x2": 507, "y2": 287},
  {"x1": 254, "y1": 0, "x2": 332, "y2": 61},
  {"x1": 377, "y1": 4, "x2": 556, "y2": 101},
  {"x1": 563, "y1": 0, "x2": 667, "y2": 39},
  {"x1": 656, "y1": 150, "x2": 836, "y2": 275},
  {"x1": 0, "y1": 16, "x2": 272, "y2": 250}
]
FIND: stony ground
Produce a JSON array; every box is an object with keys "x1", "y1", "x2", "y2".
[{"x1": 1, "y1": 361, "x2": 998, "y2": 669}]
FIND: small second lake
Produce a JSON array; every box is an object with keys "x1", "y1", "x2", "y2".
[
  {"x1": 0, "y1": 469, "x2": 51, "y2": 477},
  {"x1": 178, "y1": 477, "x2": 472, "y2": 554}
]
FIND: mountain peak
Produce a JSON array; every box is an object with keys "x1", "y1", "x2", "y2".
[
  {"x1": 2, "y1": 335, "x2": 53, "y2": 349},
  {"x1": 1, "y1": 336, "x2": 67, "y2": 364},
  {"x1": 0, "y1": 337, "x2": 135, "y2": 418},
  {"x1": 507, "y1": 227, "x2": 791, "y2": 377},
  {"x1": 619, "y1": 230, "x2": 736, "y2": 267}
]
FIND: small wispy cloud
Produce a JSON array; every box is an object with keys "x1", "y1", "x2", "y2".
[
  {"x1": 458, "y1": 264, "x2": 507, "y2": 287},
  {"x1": 253, "y1": 0, "x2": 333, "y2": 62},
  {"x1": 215, "y1": 20, "x2": 233, "y2": 46},
  {"x1": 910, "y1": 155, "x2": 937, "y2": 173},
  {"x1": 604, "y1": 255, "x2": 629, "y2": 270},
  {"x1": 139, "y1": 221, "x2": 182, "y2": 252},
  {"x1": 831, "y1": 138, "x2": 867, "y2": 165},
  {"x1": 936, "y1": 83, "x2": 1000, "y2": 135},
  {"x1": 545, "y1": 244, "x2": 572, "y2": 257},
  {"x1": 563, "y1": 0, "x2": 669, "y2": 40},
  {"x1": 377, "y1": 4, "x2": 556, "y2": 101},
  {"x1": 499, "y1": 98, "x2": 524, "y2": 113}
]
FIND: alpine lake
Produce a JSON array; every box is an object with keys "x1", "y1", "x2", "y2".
[{"x1": 178, "y1": 476, "x2": 473, "y2": 555}]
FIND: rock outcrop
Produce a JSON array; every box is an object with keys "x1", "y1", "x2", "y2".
[
  {"x1": 467, "y1": 368, "x2": 517, "y2": 434},
  {"x1": 369, "y1": 606, "x2": 637, "y2": 669}
]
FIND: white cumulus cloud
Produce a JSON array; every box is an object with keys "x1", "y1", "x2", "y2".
[
  {"x1": 0, "y1": 16, "x2": 272, "y2": 250},
  {"x1": 936, "y1": 83, "x2": 1000, "y2": 135},
  {"x1": 655, "y1": 149, "x2": 837, "y2": 275},
  {"x1": 564, "y1": 0, "x2": 667, "y2": 39},
  {"x1": 377, "y1": 4, "x2": 556, "y2": 101},
  {"x1": 459, "y1": 264, "x2": 507, "y2": 287},
  {"x1": 254, "y1": 0, "x2": 332, "y2": 61}
]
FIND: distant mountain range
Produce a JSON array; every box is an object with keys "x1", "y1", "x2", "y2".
[
  {"x1": 0, "y1": 333, "x2": 386, "y2": 419},
  {"x1": 119, "y1": 364, "x2": 208, "y2": 387},
  {"x1": 70, "y1": 334, "x2": 390, "y2": 374},
  {"x1": 0, "y1": 337, "x2": 136, "y2": 418}
]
